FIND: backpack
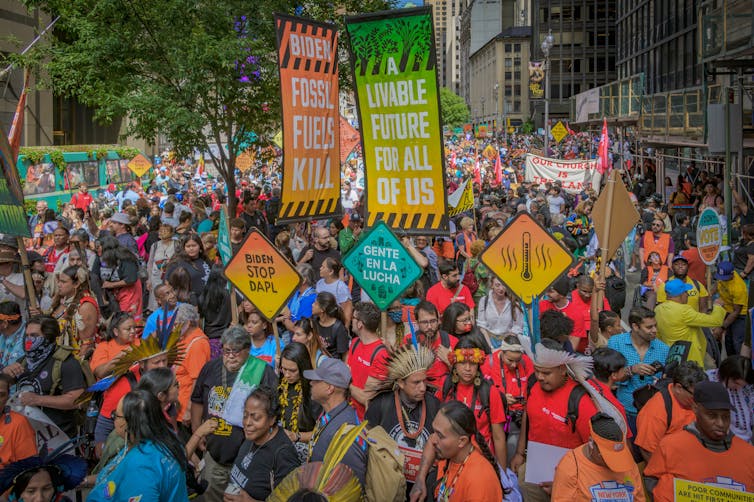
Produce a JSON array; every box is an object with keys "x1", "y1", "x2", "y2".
[
  {"x1": 49, "y1": 346, "x2": 96, "y2": 396},
  {"x1": 461, "y1": 261, "x2": 479, "y2": 296},
  {"x1": 632, "y1": 379, "x2": 673, "y2": 429},
  {"x1": 349, "y1": 339, "x2": 387, "y2": 366},
  {"x1": 360, "y1": 425, "x2": 407, "y2": 502},
  {"x1": 604, "y1": 275, "x2": 626, "y2": 314},
  {"x1": 526, "y1": 379, "x2": 595, "y2": 433}
]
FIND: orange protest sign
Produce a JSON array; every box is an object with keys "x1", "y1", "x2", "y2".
[
  {"x1": 480, "y1": 213, "x2": 575, "y2": 304},
  {"x1": 127, "y1": 153, "x2": 152, "y2": 177},
  {"x1": 224, "y1": 228, "x2": 302, "y2": 321},
  {"x1": 236, "y1": 150, "x2": 254, "y2": 173},
  {"x1": 275, "y1": 14, "x2": 340, "y2": 223}
]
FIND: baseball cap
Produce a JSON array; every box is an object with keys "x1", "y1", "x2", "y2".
[
  {"x1": 349, "y1": 212, "x2": 361, "y2": 223},
  {"x1": 672, "y1": 255, "x2": 688, "y2": 263},
  {"x1": 303, "y1": 358, "x2": 352, "y2": 389},
  {"x1": 693, "y1": 381, "x2": 731, "y2": 410},
  {"x1": 714, "y1": 261, "x2": 734, "y2": 281},
  {"x1": 589, "y1": 413, "x2": 633, "y2": 473},
  {"x1": 664, "y1": 278, "x2": 693, "y2": 297}
]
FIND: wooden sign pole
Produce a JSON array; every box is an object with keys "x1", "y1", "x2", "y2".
[{"x1": 17, "y1": 237, "x2": 37, "y2": 312}]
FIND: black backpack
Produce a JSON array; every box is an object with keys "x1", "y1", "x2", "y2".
[
  {"x1": 632, "y1": 379, "x2": 673, "y2": 429},
  {"x1": 441, "y1": 374, "x2": 498, "y2": 423},
  {"x1": 526, "y1": 379, "x2": 597, "y2": 433}
]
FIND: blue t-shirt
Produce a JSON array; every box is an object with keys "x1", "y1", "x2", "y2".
[
  {"x1": 89, "y1": 440, "x2": 188, "y2": 502},
  {"x1": 251, "y1": 335, "x2": 284, "y2": 368},
  {"x1": 287, "y1": 287, "x2": 316, "y2": 322},
  {"x1": 607, "y1": 332, "x2": 670, "y2": 415}
]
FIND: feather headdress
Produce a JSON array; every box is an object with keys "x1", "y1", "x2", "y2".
[
  {"x1": 268, "y1": 423, "x2": 364, "y2": 502},
  {"x1": 532, "y1": 343, "x2": 627, "y2": 434},
  {"x1": 0, "y1": 437, "x2": 87, "y2": 495},
  {"x1": 367, "y1": 343, "x2": 435, "y2": 394}
]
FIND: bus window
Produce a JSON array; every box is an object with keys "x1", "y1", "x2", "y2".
[
  {"x1": 23, "y1": 163, "x2": 56, "y2": 195},
  {"x1": 65, "y1": 161, "x2": 99, "y2": 188},
  {"x1": 106, "y1": 159, "x2": 135, "y2": 184}
]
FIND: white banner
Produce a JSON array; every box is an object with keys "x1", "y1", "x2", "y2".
[{"x1": 524, "y1": 154, "x2": 602, "y2": 194}]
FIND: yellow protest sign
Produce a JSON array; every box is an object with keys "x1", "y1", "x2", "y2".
[
  {"x1": 224, "y1": 228, "x2": 301, "y2": 321},
  {"x1": 480, "y1": 213, "x2": 574, "y2": 304},
  {"x1": 127, "y1": 153, "x2": 152, "y2": 177},
  {"x1": 483, "y1": 145, "x2": 497, "y2": 160},
  {"x1": 235, "y1": 150, "x2": 254, "y2": 173},
  {"x1": 448, "y1": 179, "x2": 474, "y2": 217},
  {"x1": 551, "y1": 121, "x2": 568, "y2": 143},
  {"x1": 675, "y1": 479, "x2": 754, "y2": 502},
  {"x1": 272, "y1": 130, "x2": 283, "y2": 148}
]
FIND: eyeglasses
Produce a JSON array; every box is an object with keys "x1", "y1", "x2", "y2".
[
  {"x1": 455, "y1": 318, "x2": 473, "y2": 324},
  {"x1": 222, "y1": 347, "x2": 246, "y2": 356},
  {"x1": 417, "y1": 319, "x2": 439, "y2": 327}
]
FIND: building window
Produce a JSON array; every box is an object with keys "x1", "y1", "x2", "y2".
[
  {"x1": 505, "y1": 71, "x2": 512, "y2": 80},
  {"x1": 505, "y1": 43, "x2": 512, "y2": 52},
  {"x1": 514, "y1": 43, "x2": 521, "y2": 52}
]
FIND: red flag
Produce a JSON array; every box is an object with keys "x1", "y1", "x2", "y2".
[
  {"x1": 8, "y1": 70, "x2": 29, "y2": 161},
  {"x1": 565, "y1": 120, "x2": 575, "y2": 135},
  {"x1": 597, "y1": 117, "x2": 610, "y2": 175},
  {"x1": 494, "y1": 152, "x2": 503, "y2": 185},
  {"x1": 473, "y1": 161, "x2": 481, "y2": 186}
]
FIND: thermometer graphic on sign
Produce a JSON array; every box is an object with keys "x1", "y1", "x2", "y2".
[{"x1": 521, "y1": 232, "x2": 532, "y2": 281}]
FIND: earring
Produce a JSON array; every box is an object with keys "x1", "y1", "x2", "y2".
[
  {"x1": 451, "y1": 369, "x2": 459, "y2": 384},
  {"x1": 474, "y1": 374, "x2": 481, "y2": 387}
]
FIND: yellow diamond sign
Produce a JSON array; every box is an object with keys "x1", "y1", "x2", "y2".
[
  {"x1": 224, "y1": 228, "x2": 301, "y2": 320},
  {"x1": 551, "y1": 121, "x2": 568, "y2": 143},
  {"x1": 127, "y1": 153, "x2": 152, "y2": 177},
  {"x1": 236, "y1": 150, "x2": 255, "y2": 173},
  {"x1": 479, "y1": 213, "x2": 575, "y2": 304}
]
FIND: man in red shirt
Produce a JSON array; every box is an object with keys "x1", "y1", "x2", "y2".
[
  {"x1": 568, "y1": 276, "x2": 610, "y2": 352},
  {"x1": 511, "y1": 339, "x2": 599, "y2": 502},
  {"x1": 540, "y1": 276, "x2": 582, "y2": 350},
  {"x1": 403, "y1": 301, "x2": 457, "y2": 392},
  {"x1": 425, "y1": 260, "x2": 475, "y2": 316},
  {"x1": 347, "y1": 302, "x2": 389, "y2": 420},
  {"x1": 70, "y1": 183, "x2": 93, "y2": 212},
  {"x1": 680, "y1": 235, "x2": 706, "y2": 285}
]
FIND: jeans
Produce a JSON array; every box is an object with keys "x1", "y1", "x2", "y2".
[{"x1": 725, "y1": 316, "x2": 747, "y2": 357}]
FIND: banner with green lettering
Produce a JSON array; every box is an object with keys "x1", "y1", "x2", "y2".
[{"x1": 345, "y1": 7, "x2": 448, "y2": 234}]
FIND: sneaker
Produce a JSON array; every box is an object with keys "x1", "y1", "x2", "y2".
[{"x1": 627, "y1": 266, "x2": 637, "y2": 273}]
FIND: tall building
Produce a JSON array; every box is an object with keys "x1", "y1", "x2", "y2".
[
  {"x1": 616, "y1": 0, "x2": 700, "y2": 94},
  {"x1": 426, "y1": 0, "x2": 467, "y2": 93},
  {"x1": 533, "y1": 0, "x2": 617, "y2": 125}
]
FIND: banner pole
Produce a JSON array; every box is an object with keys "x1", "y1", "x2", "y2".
[{"x1": 17, "y1": 237, "x2": 37, "y2": 313}]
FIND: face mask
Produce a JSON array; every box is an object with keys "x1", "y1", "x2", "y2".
[
  {"x1": 25, "y1": 336, "x2": 45, "y2": 352},
  {"x1": 459, "y1": 324, "x2": 473, "y2": 334},
  {"x1": 387, "y1": 311, "x2": 402, "y2": 323}
]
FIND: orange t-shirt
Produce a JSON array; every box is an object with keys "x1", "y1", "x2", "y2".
[
  {"x1": 552, "y1": 445, "x2": 646, "y2": 502},
  {"x1": 0, "y1": 411, "x2": 37, "y2": 469},
  {"x1": 90, "y1": 338, "x2": 139, "y2": 375},
  {"x1": 634, "y1": 388, "x2": 695, "y2": 455},
  {"x1": 175, "y1": 327, "x2": 210, "y2": 423},
  {"x1": 645, "y1": 429, "x2": 754, "y2": 502},
  {"x1": 434, "y1": 447, "x2": 503, "y2": 502}
]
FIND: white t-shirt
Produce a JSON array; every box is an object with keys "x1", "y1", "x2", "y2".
[{"x1": 547, "y1": 195, "x2": 566, "y2": 215}]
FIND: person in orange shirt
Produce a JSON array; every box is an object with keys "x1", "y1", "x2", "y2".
[
  {"x1": 173, "y1": 303, "x2": 210, "y2": 425},
  {"x1": 0, "y1": 374, "x2": 36, "y2": 469},
  {"x1": 431, "y1": 400, "x2": 503, "y2": 502},
  {"x1": 635, "y1": 360, "x2": 707, "y2": 461},
  {"x1": 553, "y1": 413, "x2": 646, "y2": 502},
  {"x1": 640, "y1": 218, "x2": 674, "y2": 270},
  {"x1": 89, "y1": 312, "x2": 140, "y2": 380},
  {"x1": 645, "y1": 381, "x2": 754, "y2": 502}
]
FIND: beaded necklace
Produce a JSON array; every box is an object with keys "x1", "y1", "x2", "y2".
[
  {"x1": 278, "y1": 379, "x2": 303, "y2": 433},
  {"x1": 436, "y1": 445, "x2": 474, "y2": 502},
  {"x1": 395, "y1": 390, "x2": 426, "y2": 440}
]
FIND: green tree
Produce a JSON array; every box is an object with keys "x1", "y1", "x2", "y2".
[
  {"x1": 439, "y1": 87, "x2": 469, "y2": 128},
  {"x1": 15, "y1": 0, "x2": 392, "y2": 214}
]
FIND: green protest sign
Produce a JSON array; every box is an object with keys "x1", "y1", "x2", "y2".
[
  {"x1": 342, "y1": 221, "x2": 423, "y2": 310},
  {"x1": 217, "y1": 206, "x2": 232, "y2": 265},
  {"x1": 0, "y1": 125, "x2": 31, "y2": 238}
]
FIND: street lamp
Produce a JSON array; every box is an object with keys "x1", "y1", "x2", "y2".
[
  {"x1": 494, "y1": 82, "x2": 499, "y2": 139},
  {"x1": 541, "y1": 29, "x2": 554, "y2": 156},
  {"x1": 480, "y1": 96, "x2": 486, "y2": 130}
]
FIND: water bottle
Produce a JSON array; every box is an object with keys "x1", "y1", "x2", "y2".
[{"x1": 84, "y1": 400, "x2": 99, "y2": 437}]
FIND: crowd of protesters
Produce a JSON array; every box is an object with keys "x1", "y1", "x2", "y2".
[{"x1": 0, "y1": 128, "x2": 752, "y2": 502}]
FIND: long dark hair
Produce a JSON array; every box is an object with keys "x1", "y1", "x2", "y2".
[
  {"x1": 441, "y1": 302, "x2": 471, "y2": 336},
  {"x1": 279, "y1": 342, "x2": 316, "y2": 432},
  {"x1": 99, "y1": 235, "x2": 137, "y2": 266},
  {"x1": 176, "y1": 234, "x2": 208, "y2": 262},
  {"x1": 315, "y1": 292, "x2": 344, "y2": 323},
  {"x1": 168, "y1": 266, "x2": 193, "y2": 304},
  {"x1": 199, "y1": 264, "x2": 229, "y2": 315},
  {"x1": 122, "y1": 389, "x2": 187, "y2": 471},
  {"x1": 104, "y1": 311, "x2": 134, "y2": 342},
  {"x1": 439, "y1": 401, "x2": 500, "y2": 479}
]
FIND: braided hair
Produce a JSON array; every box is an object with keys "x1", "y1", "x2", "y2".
[{"x1": 438, "y1": 401, "x2": 500, "y2": 481}]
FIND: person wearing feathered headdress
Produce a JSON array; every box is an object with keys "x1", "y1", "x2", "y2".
[
  {"x1": 511, "y1": 339, "x2": 629, "y2": 502},
  {"x1": 0, "y1": 442, "x2": 87, "y2": 502},
  {"x1": 364, "y1": 343, "x2": 440, "y2": 494}
]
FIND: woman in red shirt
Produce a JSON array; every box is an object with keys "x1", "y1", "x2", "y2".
[{"x1": 437, "y1": 338, "x2": 508, "y2": 467}]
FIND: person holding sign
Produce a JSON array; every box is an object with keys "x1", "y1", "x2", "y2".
[
  {"x1": 644, "y1": 381, "x2": 754, "y2": 502},
  {"x1": 552, "y1": 413, "x2": 645, "y2": 502}
]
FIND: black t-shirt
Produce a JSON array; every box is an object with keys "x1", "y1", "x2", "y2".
[
  {"x1": 17, "y1": 353, "x2": 86, "y2": 437},
  {"x1": 191, "y1": 357, "x2": 278, "y2": 465},
  {"x1": 365, "y1": 391, "x2": 441, "y2": 452},
  {"x1": 199, "y1": 290, "x2": 231, "y2": 340},
  {"x1": 317, "y1": 319, "x2": 350, "y2": 358},
  {"x1": 733, "y1": 241, "x2": 754, "y2": 273},
  {"x1": 299, "y1": 246, "x2": 341, "y2": 273},
  {"x1": 166, "y1": 258, "x2": 210, "y2": 298},
  {"x1": 229, "y1": 428, "x2": 299, "y2": 500}
]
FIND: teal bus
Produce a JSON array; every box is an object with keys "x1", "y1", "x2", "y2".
[{"x1": 17, "y1": 146, "x2": 144, "y2": 208}]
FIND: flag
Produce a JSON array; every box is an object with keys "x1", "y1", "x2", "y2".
[
  {"x1": 8, "y1": 70, "x2": 29, "y2": 161},
  {"x1": 494, "y1": 152, "x2": 503, "y2": 185},
  {"x1": 597, "y1": 117, "x2": 610, "y2": 175},
  {"x1": 565, "y1": 120, "x2": 575, "y2": 136},
  {"x1": 473, "y1": 161, "x2": 481, "y2": 186},
  {"x1": 448, "y1": 179, "x2": 474, "y2": 217}
]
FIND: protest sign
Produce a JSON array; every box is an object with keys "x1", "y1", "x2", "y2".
[
  {"x1": 524, "y1": 153, "x2": 601, "y2": 194},
  {"x1": 447, "y1": 179, "x2": 474, "y2": 217},
  {"x1": 0, "y1": 125, "x2": 31, "y2": 237},
  {"x1": 127, "y1": 153, "x2": 152, "y2": 177},
  {"x1": 217, "y1": 206, "x2": 232, "y2": 265},
  {"x1": 346, "y1": 7, "x2": 448, "y2": 234},
  {"x1": 275, "y1": 14, "x2": 341, "y2": 223},
  {"x1": 696, "y1": 208, "x2": 722, "y2": 265},
  {"x1": 675, "y1": 478, "x2": 754, "y2": 502}
]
